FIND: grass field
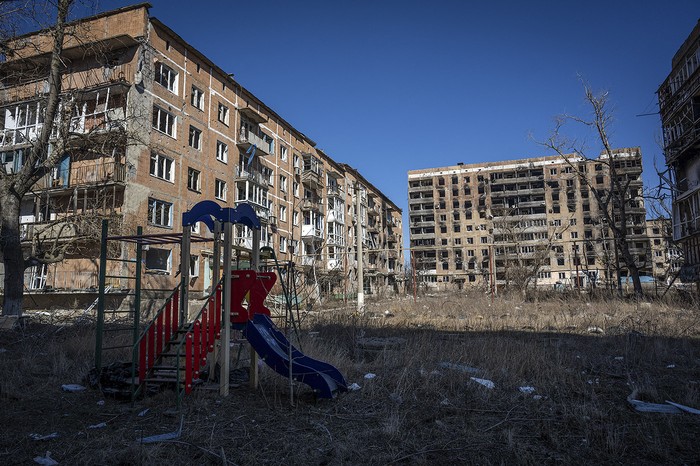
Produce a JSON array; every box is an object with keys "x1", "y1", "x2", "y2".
[{"x1": 1, "y1": 291, "x2": 699, "y2": 464}]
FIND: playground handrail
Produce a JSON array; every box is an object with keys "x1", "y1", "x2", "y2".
[
  {"x1": 173, "y1": 278, "x2": 224, "y2": 406},
  {"x1": 131, "y1": 284, "x2": 180, "y2": 401}
]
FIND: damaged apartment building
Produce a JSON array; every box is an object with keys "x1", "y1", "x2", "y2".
[
  {"x1": 407, "y1": 149, "x2": 672, "y2": 290},
  {"x1": 658, "y1": 19, "x2": 700, "y2": 284},
  {"x1": 0, "y1": 3, "x2": 403, "y2": 304}
]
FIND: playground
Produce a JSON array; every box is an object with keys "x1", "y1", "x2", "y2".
[{"x1": 2, "y1": 291, "x2": 700, "y2": 464}]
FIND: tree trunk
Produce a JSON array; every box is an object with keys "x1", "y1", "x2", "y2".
[{"x1": 1, "y1": 192, "x2": 24, "y2": 316}]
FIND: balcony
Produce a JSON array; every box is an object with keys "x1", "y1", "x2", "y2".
[
  {"x1": 368, "y1": 205, "x2": 381, "y2": 217},
  {"x1": 301, "y1": 225, "x2": 323, "y2": 241},
  {"x1": 327, "y1": 233, "x2": 346, "y2": 247},
  {"x1": 302, "y1": 169, "x2": 323, "y2": 189},
  {"x1": 327, "y1": 208, "x2": 344, "y2": 224},
  {"x1": 327, "y1": 185, "x2": 345, "y2": 198},
  {"x1": 386, "y1": 233, "x2": 399, "y2": 243},
  {"x1": 388, "y1": 250, "x2": 399, "y2": 259},
  {"x1": 327, "y1": 258, "x2": 344, "y2": 271},
  {"x1": 235, "y1": 166, "x2": 269, "y2": 186},
  {"x1": 42, "y1": 160, "x2": 126, "y2": 190},
  {"x1": 0, "y1": 125, "x2": 43, "y2": 147},
  {"x1": 234, "y1": 200, "x2": 269, "y2": 222},
  {"x1": 237, "y1": 128, "x2": 274, "y2": 156},
  {"x1": 300, "y1": 197, "x2": 323, "y2": 211}
]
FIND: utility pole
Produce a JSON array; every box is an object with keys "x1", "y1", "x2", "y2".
[{"x1": 356, "y1": 182, "x2": 364, "y2": 313}]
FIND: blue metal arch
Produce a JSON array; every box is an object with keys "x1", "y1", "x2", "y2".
[{"x1": 182, "y1": 200, "x2": 261, "y2": 232}]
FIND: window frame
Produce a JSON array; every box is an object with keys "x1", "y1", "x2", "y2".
[
  {"x1": 149, "y1": 152, "x2": 174, "y2": 182},
  {"x1": 155, "y1": 61, "x2": 178, "y2": 94},
  {"x1": 191, "y1": 85, "x2": 204, "y2": 110},
  {"x1": 148, "y1": 198, "x2": 173, "y2": 228},
  {"x1": 216, "y1": 140, "x2": 228, "y2": 163},
  {"x1": 187, "y1": 167, "x2": 201, "y2": 192},
  {"x1": 189, "y1": 125, "x2": 202, "y2": 150},
  {"x1": 215, "y1": 178, "x2": 227, "y2": 201},
  {"x1": 152, "y1": 105, "x2": 176, "y2": 138}
]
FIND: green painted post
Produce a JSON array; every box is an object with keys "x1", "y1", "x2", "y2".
[
  {"x1": 95, "y1": 219, "x2": 109, "y2": 373},
  {"x1": 134, "y1": 226, "x2": 143, "y2": 345}
]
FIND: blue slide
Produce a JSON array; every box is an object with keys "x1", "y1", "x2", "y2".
[{"x1": 243, "y1": 314, "x2": 348, "y2": 398}]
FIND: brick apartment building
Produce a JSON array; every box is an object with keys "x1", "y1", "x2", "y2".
[
  {"x1": 407, "y1": 149, "x2": 660, "y2": 290},
  {"x1": 658, "y1": 19, "x2": 700, "y2": 283},
  {"x1": 0, "y1": 4, "x2": 403, "y2": 301}
]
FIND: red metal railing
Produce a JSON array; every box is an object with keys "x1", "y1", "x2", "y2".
[
  {"x1": 133, "y1": 286, "x2": 180, "y2": 396},
  {"x1": 178, "y1": 282, "x2": 222, "y2": 397}
]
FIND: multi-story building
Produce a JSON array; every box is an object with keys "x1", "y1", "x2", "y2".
[
  {"x1": 658, "y1": 19, "x2": 700, "y2": 283},
  {"x1": 0, "y1": 4, "x2": 403, "y2": 302},
  {"x1": 646, "y1": 218, "x2": 683, "y2": 285},
  {"x1": 407, "y1": 149, "x2": 655, "y2": 290}
]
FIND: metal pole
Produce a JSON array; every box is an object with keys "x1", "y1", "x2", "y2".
[
  {"x1": 180, "y1": 226, "x2": 191, "y2": 324},
  {"x1": 411, "y1": 249, "x2": 417, "y2": 304},
  {"x1": 220, "y1": 221, "x2": 232, "y2": 396},
  {"x1": 95, "y1": 219, "x2": 109, "y2": 373},
  {"x1": 134, "y1": 226, "x2": 143, "y2": 349},
  {"x1": 356, "y1": 183, "x2": 364, "y2": 312},
  {"x1": 489, "y1": 244, "x2": 494, "y2": 304},
  {"x1": 210, "y1": 220, "x2": 221, "y2": 371},
  {"x1": 250, "y1": 227, "x2": 261, "y2": 390},
  {"x1": 574, "y1": 241, "x2": 581, "y2": 294}
]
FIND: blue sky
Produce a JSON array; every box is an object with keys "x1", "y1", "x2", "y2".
[{"x1": 88, "y1": 1, "x2": 698, "y2": 225}]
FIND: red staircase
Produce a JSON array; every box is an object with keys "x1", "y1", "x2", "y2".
[{"x1": 132, "y1": 270, "x2": 275, "y2": 405}]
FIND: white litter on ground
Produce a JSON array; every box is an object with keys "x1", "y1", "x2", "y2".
[
  {"x1": 439, "y1": 362, "x2": 480, "y2": 374},
  {"x1": 33, "y1": 451, "x2": 58, "y2": 465},
  {"x1": 347, "y1": 383, "x2": 361, "y2": 391},
  {"x1": 30, "y1": 433, "x2": 59, "y2": 441},
  {"x1": 667, "y1": 364, "x2": 676, "y2": 369},
  {"x1": 364, "y1": 373, "x2": 376, "y2": 379},
  {"x1": 519, "y1": 386, "x2": 536, "y2": 394},
  {"x1": 614, "y1": 356, "x2": 624, "y2": 361},
  {"x1": 96, "y1": 400, "x2": 105, "y2": 406},
  {"x1": 87, "y1": 422, "x2": 107, "y2": 429},
  {"x1": 138, "y1": 409, "x2": 150, "y2": 417},
  {"x1": 61, "y1": 384, "x2": 86, "y2": 392},
  {"x1": 470, "y1": 377, "x2": 495, "y2": 389}
]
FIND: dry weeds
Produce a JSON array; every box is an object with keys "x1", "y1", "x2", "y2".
[{"x1": 1, "y1": 291, "x2": 699, "y2": 464}]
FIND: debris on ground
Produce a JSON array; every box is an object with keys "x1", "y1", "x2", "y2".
[
  {"x1": 87, "y1": 423, "x2": 107, "y2": 429},
  {"x1": 439, "y1": 362, "x2": 480, "y2": 374},
  {"x1": 139, "y1": 416, "x2": 183, "y2": 444},
  {"x1": 30, "y1": 433, "x2": 59, "y2": 441},
  {"x1": 364, "y1": 373, "x2": 376, "y2": 379},
  {"x1": 627, "y1": 390, "x2": 700, "y2": 414},
  {"x1": 33, "y1": 451, "x2": 58, "y2": 465},
  {"x1": 470, "y1": 377, "x2": 495, "y2": 389},
  {"x1": 587, "y1": 326, "x2": 604, "y2": 334},
  {"x1": 519, "y1": 386, "x2": 536, "y2": 394},
  {"x1": 138, "y1": 409, "x2": 150, "y2": 417},
  {"x1": 347, "y1": 383, "x2": 361, "y2": 391},
  {"x1": 61, "y1": 384, "x2": 86, "y2": 392}
]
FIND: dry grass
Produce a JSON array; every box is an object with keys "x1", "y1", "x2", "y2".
[{"x1": 1, "y1": 291, "x2": 699, "y2": 464}]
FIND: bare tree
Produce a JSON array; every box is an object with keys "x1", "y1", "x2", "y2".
[
  {"x1": 537, "y1": 83, "x2": 646, "y2": 296},
  {"x1": 0, "y1": 1, "x2": 145, "y2": 315},
  {"x1": 0, "y1": 0, "x2": 73, "y2": 315}
]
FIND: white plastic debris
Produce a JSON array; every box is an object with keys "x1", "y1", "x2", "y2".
[
  {"x1": 439, "y1": 362, "x2": 480, "y2": 374},
  {"x1": 470, "y1": 377, "x2": 495, "y2": 389},
  {"x1": 61, "y1": 384, "x2": 86, "y2": 392},
  {"x1": 33, "y1": 451, "x2": 58, "y2": 465},
  {"x1": 140, "y1": 417, "x2": 183, "y2": 444},
  {"x1": 587, "y1": 326, "x2": 604, "y2": 334},
  {"x1": 667, "y1": 364, "x2": 676, "y2": 369},
  {"x1": 30, "y1": 433, "x2": 59, "y2": 441},
  {"x1": 87, "y1": 422, "x2": 107, "y2": 429},
  {"x1": 347, "y1": 383, "x2": 361, "y2": 391},
  {"x1": 533, "y1": 395, "x2": 544, "y2": 401},
  {"x1": 614, "y1": 356, "x2": 624, "y2": 361},
  {"x1": 138, "y1": 409, "x2": 150, "y2": 417},
  {"x1": 96, "y1": 400, "x2": 105, "y2": 406},
  {"x1": 364, "y1": 373, "x2": 376, "y2": 380},
  {"x1": 519, "y1": 386, "x2": 536, "y2": 394}
]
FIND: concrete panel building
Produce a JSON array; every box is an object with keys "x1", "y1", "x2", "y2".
[
  {"x1": 408, "y1": 149, "x2": 655, "y2": 290},
  {"x1": 658, "y1": 19, "x2": 700, "y2": 283},
  {"x1": 0, "y1": 4, "x2": 403, "y2": 302}
]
